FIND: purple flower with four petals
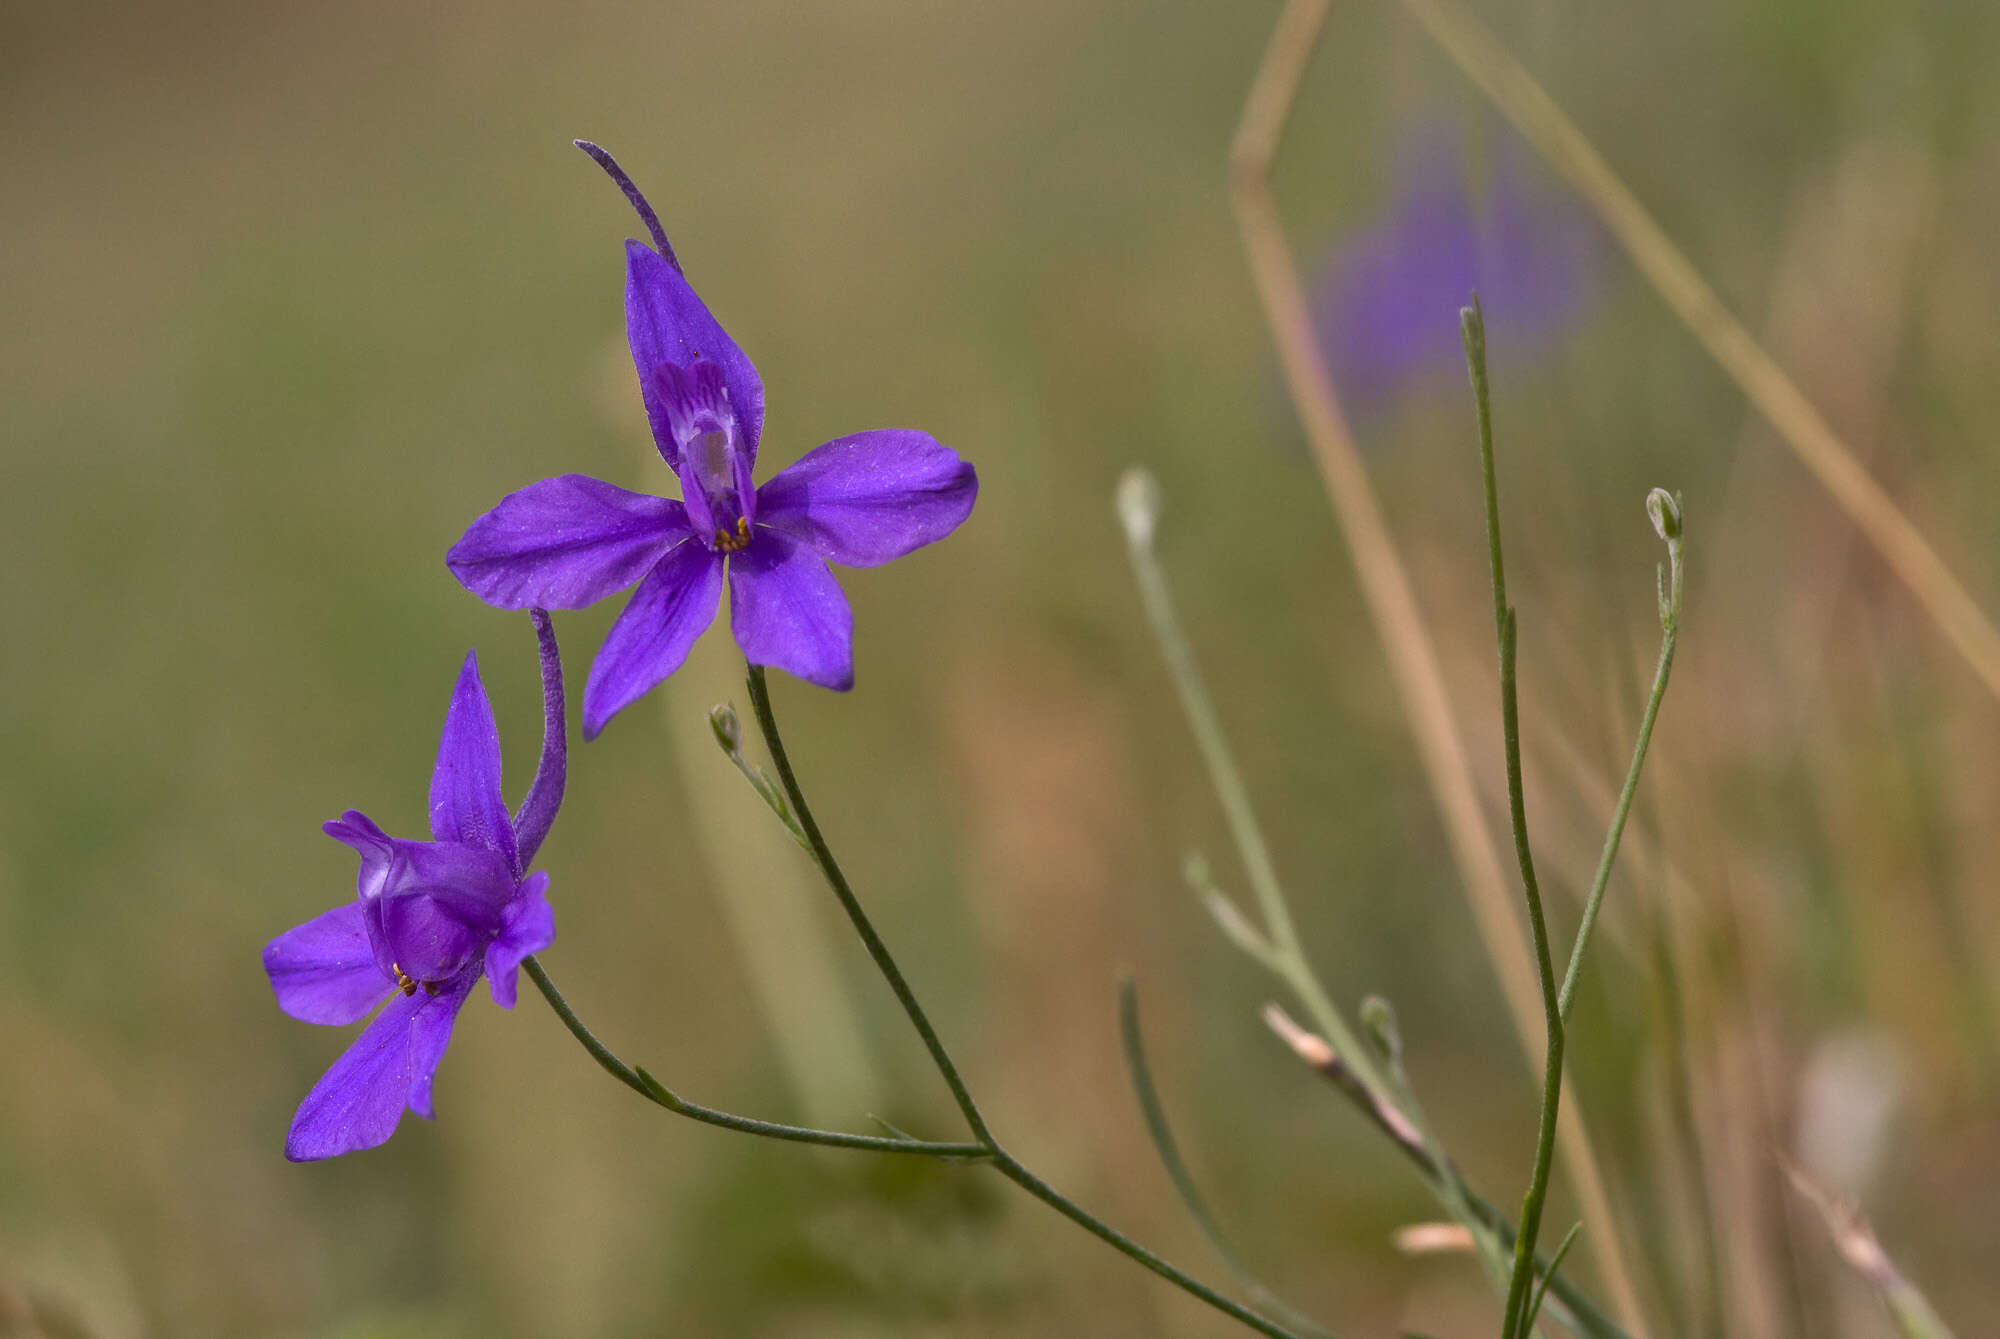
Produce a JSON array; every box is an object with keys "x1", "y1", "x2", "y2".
[
  {"x1": 264, "y1": 620, "x2": 566, "y2": 1159},
  {"x1": 449, "y1": 143, "x2": 978, "y2": 737}
]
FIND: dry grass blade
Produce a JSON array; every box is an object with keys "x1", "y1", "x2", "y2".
[
  {"x1": 1391, "y1": 0, "x2": 2000, "y2": 706},
  {"x1": 1780, "y1": 1158, "x2": 1960, "y2": 1339},
  {"x1": 1227, "y1": 2, "x2": 1647, "y2": 1331}
]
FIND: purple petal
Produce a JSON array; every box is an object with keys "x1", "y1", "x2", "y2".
[
  {"x1": 626, "y1": 241, "x2": 765, "y2": 469},
  {"x1": 582, "y1": 540, "x2": 724, "y2": 738},
  {"x1": 728, "y1": 530, "x2": 854, "y2": 690},
  {"x1": 756, "y1": 430, "x2": 977, "y2": 568},
  {"x1": 350, "y1": 838, "x2": 516, "y2": 984},
  {"x1": 324, "y1": 810, "x2": 396, "y2": 901},
  {"x1": 387, "y1": 841, "x2": 518, "y2": 929},
  {"x1": 406, "y1": 973, "x2": 477, "y2": 1121},
  {"x1": 264, "y1": 903, "x2": 389, "y2": 1025},
  {"x1": 429, "y1": 651, "x2": 518, "y2": 869},
  {"x1": 283, "y1": 976, "x2": 472, "y2": 1161},
  {"x1": 448, "y1": 475, "x2": 691, "y2": 611},
  {"x1": 485, "y1": 872, "x2": 554, "y2": 1010},
  {"x1": 377, "y1": 890, "x2": 486, "y2": 985}
]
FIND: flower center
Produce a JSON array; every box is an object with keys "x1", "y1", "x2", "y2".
[
  {"x1": 391, "y1": 962, "x2": 443, "y2": 998},
  {"x1": 688, "y1": 428, "x2": 733, "y2": 500},
  {"x1": 656, "y1": 360, "x2": 754, "y2": 543}
]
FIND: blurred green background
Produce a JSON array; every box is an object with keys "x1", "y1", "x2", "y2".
[{"x1": 7, "y1": 0, "x2": 2000, "y2": 1334}]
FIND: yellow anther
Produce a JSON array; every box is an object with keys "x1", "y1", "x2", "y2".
[
  {"x1": 392, "y1": 963, "x2": 418, "y2": 997},
  {"x1": 715, "y1": 516, "x2": 752, "y2": 554}
]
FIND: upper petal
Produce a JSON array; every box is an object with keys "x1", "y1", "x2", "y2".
[
  {"x1": 582, "y1": 541, "x2": 724, "y2": 739},
  {"x1": 429, "y1": 651, "x2": 518, "y2": 869},
  {"x1": 755, "y1": 430, "x2": 977, "y2": 568},
  {"x1": 388, "y1": 841, "x2": 519, "y2": 930},
  {"x1": 484, "y1": 871, "x2": 554, "y2": 1010},
  {"x1": 324, "y1": 810, "x2": 396, "y2": 902},
  {"x1": 264, "y1": 902, "x2": 389, "y2": 1025},
  {"x1": 448, "y1": 475, "x2": 691, "y2": 610},
  {"x1": 626, "y1": 241, "x2": 765, "y2": 469},
  {"x1": 283, "y1": 979, "x2": 470, "y2": 1161},
  {"x1": 728, "y1": 530, "x2": 854, "y2": 690}
]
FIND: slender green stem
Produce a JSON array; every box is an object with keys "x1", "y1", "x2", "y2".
[
  {"x1": 1464, "y1": 301, "x2": 1683, "y2": 1339},
  {"x1": 1119, "y1": 983, "x2": 1341, "y2": 1338},
  {"x1": 1269, "y1": 1004, "x2": 1630, "y2": 1339},
  {"x1": 743, "y1": 664, "x2": 1312, "y2": 1339},
  {"x1": 521, "y1": 955, "x2": 986, "y2": 1156},
  {"x1": 1557, "y1": 626, "x2": 1677, "y2": 1024},
  {"x1": 1497, "y1": 614, "x2": 1567, "y2": 1339},
  {"x1": 989, "y1": 1151, "x2": 1316, "y2": 1339},
  {"x1": 1119, "y1": 467, "x2": 1514, "y2": 1293},
  {"x1": 743, "y1": 665, "x2": 994, "y2": 1147},
  {"x1": 1465, "y1": 299, "x2": 1564, "y2": 1339},
  {"x1": 1524, "y1": 1223, "x2": 1585, "y2": 1336},
  {"x1": 1558, "y1": 506, "x2": 1682, "y2": 1023},
  {"x1": 1115, "y1": 472, "x2": 1373, "y2": 1086}
]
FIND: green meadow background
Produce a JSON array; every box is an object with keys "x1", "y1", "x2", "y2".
[{"x1": 6, "y1": 1, "x2": 2000, "y2": 1334}]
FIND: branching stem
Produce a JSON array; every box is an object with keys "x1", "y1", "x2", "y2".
[{"x1": 1462, "y1": 302, "x2": 1682, "y2": 1339}]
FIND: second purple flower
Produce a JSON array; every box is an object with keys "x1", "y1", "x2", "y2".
[{"x1": 450, "y1": 145, "x2": 978, "y2": 738}]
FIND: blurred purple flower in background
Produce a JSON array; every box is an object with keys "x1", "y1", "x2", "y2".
[
  {"x1": 450, "y1": 144, "x2": 978, "y2": 737},
  {"x1": 265, "y1": 646, "x2": 561, "y2": 1160},
  {"x1": 1312, "y1": 126, "x2": 1602, "y2": 417}
]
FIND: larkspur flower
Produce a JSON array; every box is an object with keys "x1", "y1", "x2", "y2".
[
  {"x1": 448, "y1": 143, "x2": 978, "y2": 738},
  {"x1": 1312, "y1": 125, "x2": 1601, "y2": 417},
  {"x1": 264, "y1": 618, "x2": 566, "y2": 1159}
]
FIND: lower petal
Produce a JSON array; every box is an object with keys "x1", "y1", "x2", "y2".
[
  {"x1": 728, "y1": 531, "x2": 854, "y2": 690},
  {"x1": 485, "y1": 872, "x2": 555, "y2": 1010},
  {"x1": 264, "y1": 903, "x2": 390, "y2": 1025},
  {"x1": 582, "y1": 541, "x2": 724, "y2": 738},
  {"x1": 406, "y1": 973, "x2": 477, "y2": 1121},
  {"x1": 284, "y1": 979, "x2": 470, "y2": 1161}
]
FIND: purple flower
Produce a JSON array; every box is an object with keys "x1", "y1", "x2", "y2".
[
  {"x1": 449, "y1": 143, "x2": 978, "y2": 738},
  {"x1": 265, "y1": 618, "x2": 566, "y2": 1160},
  {"x1": 1312, "y1": 127, "x2": 1601, "y2": 416}
]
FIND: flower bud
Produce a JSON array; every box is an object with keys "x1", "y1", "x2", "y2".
[
  {"x1": 1360, "y1": 994, "x2": 1403, "y2": 1069},
  {"x1": 1646, "y1": 487, "x2": 1683, "y2": 542},
  {"x1": 708, "y1": 702, "x2": 742, "y2": 755},
  {"x1": 1116, "y1": 468, "x2": 1162, "y2": 548}
]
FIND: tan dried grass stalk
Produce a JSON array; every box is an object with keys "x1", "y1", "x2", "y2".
[
  {"x1": 1228, "y1": 2, "x2": 1648, "y2": 1331},
  {"x1": 1393, "y1": 0, "x2": 2000, "y2": 705}
]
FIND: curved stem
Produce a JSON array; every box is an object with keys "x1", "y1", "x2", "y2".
[
  {"x1": 521, "y1": 955, "x2": 985, "y2": 1158},
  {"x1": 1497, "y1": 611, "x2": 1567, "y2": 1339},
  {"x1": 743, "y1": 665, "x2": 995, "y2": 1147},
  {"x1": 1466, "y1": 299, "x2": 1565, "y2": 1339},
  {"x1": 1558, "y1": 624, "x2": 1678, "y2": 1025},
  {"x1": 743, "y1": 665, "x2": 1318, "y2": 1339},
  {"x1": 991, "y1": 1151, "x2": 1316, "y2": 1339}
]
